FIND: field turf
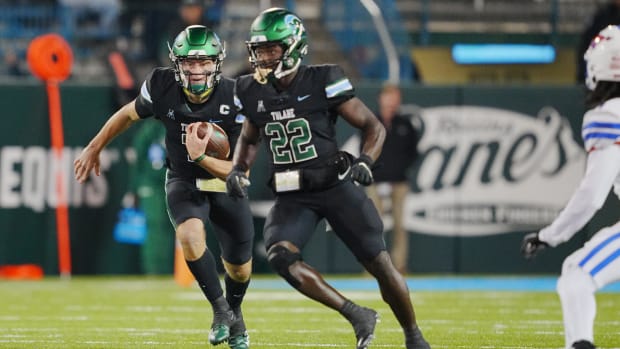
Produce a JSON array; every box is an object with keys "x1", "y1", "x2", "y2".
[{"x1": 1, "y1": 276, "x2": 619, "y2": 348}]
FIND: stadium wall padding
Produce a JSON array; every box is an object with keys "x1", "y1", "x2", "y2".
[{"x1": 1, "y1": 81, "x2": 614, "y2": 275}]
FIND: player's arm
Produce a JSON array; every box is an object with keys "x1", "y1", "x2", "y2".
[
  {"x1": 185, "y1": 122, "x2": 236, "y2": 181},
  {"x1": 337, "y1": 97, "x2": 385, "y2": 186},
  {"x1": 232, "y1": 118, "x2": 260, "y2": 172},
  {"x1": 226, "y1": 119, "x2": 259, "y2": 198},
  {"x1": 337, "y1": 97, "x2": 385, "y2": 161},
  {"x1": 74, "y1": 100, "x2": 140, "y2": 183},
  {"x1": 522, "y1": 146, "x2": 620, "y2": 258},
  {"x1": 537, "y1": 145, "x2": 620, "y2": 246}
]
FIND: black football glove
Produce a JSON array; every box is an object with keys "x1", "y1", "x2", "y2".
[
  {"x1": 521, "y1": 232, "x2": 549, "y2": 260},
  {"x1": 226, "y1": 166, "x2": 251, "y2": 198},
  {"x1": 350, "y1": 154, "x2": 374, "y2": 186}
]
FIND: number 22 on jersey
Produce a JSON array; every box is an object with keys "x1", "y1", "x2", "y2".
[{"x1": 265, "y1": 118, "x2": 317, "y2": 164}]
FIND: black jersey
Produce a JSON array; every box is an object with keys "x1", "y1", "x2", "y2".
[
  {"x1": 234, "y1": 65, "x2": 354, "y2": 172},
  {"x1": 134, "y1": 67, "x2": 243, "y2": 179}
]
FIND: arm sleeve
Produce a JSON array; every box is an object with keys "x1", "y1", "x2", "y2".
[{"x1": 538, "y1": 145, "x2": 620, "y2": 247}]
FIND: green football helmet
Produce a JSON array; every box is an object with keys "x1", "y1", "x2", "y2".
[
  {"x1": 169, "y1": 25, "x2": 226, "y2": 96},
  {"x1": 246, "y1": 8, "x2": 308, "y2": 81}
]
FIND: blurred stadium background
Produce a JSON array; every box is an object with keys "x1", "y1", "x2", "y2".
[
  {"x1": 0, "y1": 0, "x2": 601, "y2": 83},
  {"x1": 0, "y1": 0, "x2": 616, "y2": 277}
]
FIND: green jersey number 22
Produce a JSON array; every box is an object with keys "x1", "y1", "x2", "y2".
[{"x1": 266, "y1": 119, "x2": 318, "y2": 164}]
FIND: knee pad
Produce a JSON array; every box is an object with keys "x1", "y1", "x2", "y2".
[{"x1": 267, "y1": 245, "x2": 302, "y2": 287}]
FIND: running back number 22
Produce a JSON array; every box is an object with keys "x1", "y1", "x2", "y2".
[{"x1": 265, "y1": 119, "x2": 318, "y2": 164}]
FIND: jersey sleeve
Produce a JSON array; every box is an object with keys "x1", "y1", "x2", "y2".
[
  {"x1": 323, "y1": 64, "x2": 355, "y2": 109},
  {"x1": 581, "y1": 107, "x2": 620, "y2": 152},
  {"x1": 233, "y1": 88, "x2": 244, "y2": 114},
  {"x1": 538, "y1": 145, "x2": 620, "y2": 247},
  {"x1": 233, "y1": 77, "x2": 257, "y2": 127},
  {"x1": 134, "y1": 69, "x2": 158, "y2": 118}
]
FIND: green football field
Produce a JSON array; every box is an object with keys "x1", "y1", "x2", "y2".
[{"x1": 1, "y1": 276, "x2": 619, "y2": 349}]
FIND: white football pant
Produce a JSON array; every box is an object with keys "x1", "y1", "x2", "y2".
[{"x1": 556, "y1": 220, "x2": 620, "y2": 348}]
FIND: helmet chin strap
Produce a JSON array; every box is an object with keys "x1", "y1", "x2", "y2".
[
  {"x1": 183, "y1": 85, "x2": 213, "y2": 102},
  {"x1": 273, "y1": 59, "x2": 301, "y2": 79},
  {"x1": 181, "y1": 71, "x2": 216, "y2": 95},
  {"x1": 181, "y1": 72, "x2": 215, "y2": 100},
  {"x1": 253, "y1": 59, "x2": 300, "y2": 84},
  {"x1": 253, "y1": 67, "x2": 271, "y2": 84}
]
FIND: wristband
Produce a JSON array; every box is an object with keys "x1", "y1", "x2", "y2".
[
  {"x1": 193, "y1": 154, "x2": 207, "y2": 163},
  {"x1": 358, "y1": 154, "x2": 374, "y2": 167},
  {"x1": 232, "y1": 164, "x2": 248, "y2": 172}
]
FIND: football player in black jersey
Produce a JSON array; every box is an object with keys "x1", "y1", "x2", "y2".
[
  {"x1": 74, "y1": 25, "x2": 253, "y2": 349},
  {"x1": 225, "y1": 8, "x2": 430, "y2": 349}
]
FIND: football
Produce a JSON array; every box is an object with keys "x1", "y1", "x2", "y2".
[{"x1": 197, "y1": 122, "x2": 230, "y2": 160}]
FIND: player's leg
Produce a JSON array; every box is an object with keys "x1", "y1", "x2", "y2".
[
  {"x1": 177, "y1": 218, "x2": 235, "y2": 344},
  {"x1": 557, "y1": 223, "x2": 620, "y2": 349},
  {"x1": 264, "y1": 196, "x2": 379, "y2": 348},
  {"x1": 264, "y1": 197, "x2": 338, "y2": 305},
  {"x1": 265, "y1": 240, "x2": 378, "y2": 349},
  {"x1": 210, "y1": 193, "x2": 254, "y2": 349},
  {"x1": 557, "y1": 261, "x2": 596, "y2": 349},
  {"x1": 166, "y1": 177, "x2": 234, "y2": 345},
  {"x1": 312, "y1": 185, "x2": 380, "y2": 349},
  {"x1": 325, "y1": 182, "x2": 430, "y2": 349},
  {"x1": 390, "y1": 182, "x2": 409, "y2": 274},
  {"x1": 363, "y1": 251, "x2": 429, "y2": 349}
]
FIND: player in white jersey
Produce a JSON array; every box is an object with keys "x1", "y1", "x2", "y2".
[{"x1": 521, "y1": 25, "x2": 620, "y2": 349}]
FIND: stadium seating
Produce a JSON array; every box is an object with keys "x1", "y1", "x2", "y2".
[{"x1": 0, "y1": 0, "x2": 604, "y2": 82}]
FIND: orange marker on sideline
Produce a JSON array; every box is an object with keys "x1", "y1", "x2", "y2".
[
  {"x1": 27, "y1": 33, "x2": 74, "y2": 279},
  {"x1": 174, "y1": 240, "x2": 194, "y2": 287}
]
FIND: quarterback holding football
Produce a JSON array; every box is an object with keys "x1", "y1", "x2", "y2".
[{"x1": 74, "y1": 25, "x2": 253, "y2": 349}]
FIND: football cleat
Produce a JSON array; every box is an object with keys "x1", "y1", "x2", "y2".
[
  {"x1": 209, "y1": 309, "x2": 236, "y2": 345},
  {"x1": 228, "y1": 309, "x2": 249, "y2": 349},
  {"x1": 346, "y1": 304, "x2": 379, "y2": 349},
  {"x1": 228, "y1": 331, "x2": 250, "y2": 349},
  {"x1": 572, "y1": 340, "x2": 596, "y2": 349},
  {"x1": 406, "y1": 327, "x2": 431, "y2": 349}
]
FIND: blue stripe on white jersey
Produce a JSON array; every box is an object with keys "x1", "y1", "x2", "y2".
[
  {"x1": 583, "y1": 132, "x2": 620, "y2": 142},
  {"x1": 582, "y1": 123, "x2": 620, "y2": 142},
  {"x1": 582, "y1": 110, "x2": 620, "y2": 151},
  {"x1": 140, "y1": 81, "x2": 152, "y2": 104},
  {"x1": 325, "y1": 78, "x2": 353, "y2": 98},
  {"x1": 579, "y1": 232, "x2": 620, "y2": 276}
]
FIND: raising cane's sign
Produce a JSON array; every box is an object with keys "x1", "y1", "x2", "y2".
[
  {"x1": 340, "y1": 105, "x2": 586, "y2": 237},
  {"x1": 405, "y1": 105, "x2": 586, "y2": 237}
]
